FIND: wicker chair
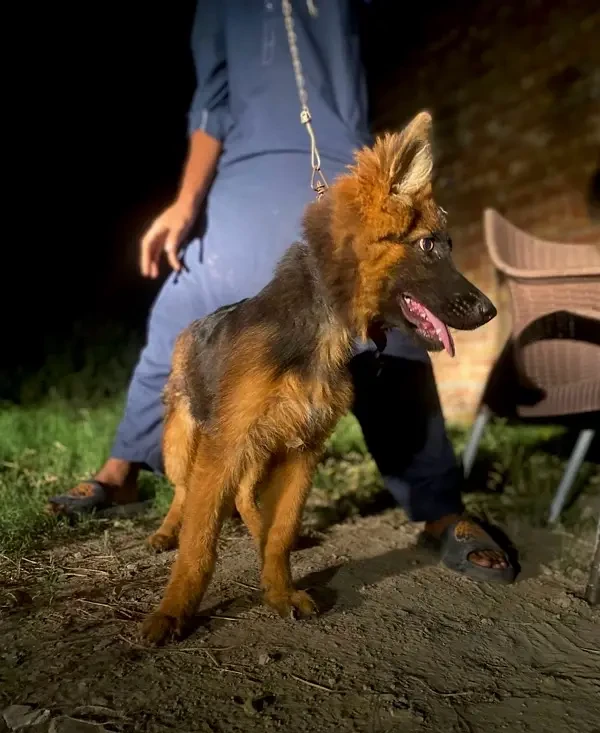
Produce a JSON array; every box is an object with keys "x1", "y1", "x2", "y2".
[{"x1": 462, "y1": 209, "x2": 600, "y2": 604}]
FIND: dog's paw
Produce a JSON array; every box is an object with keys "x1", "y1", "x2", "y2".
[
  {"x1": 146, "y1": 531, "x2": 178, "y2": 553},
  {"x1": 141, "y1": 611, "x2": 183, "y2": 646},
  {"x1": 264, "y1": 589, "x2": 319, "y2": 620}
]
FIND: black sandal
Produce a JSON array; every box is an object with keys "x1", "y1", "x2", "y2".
[
  {"x1": 46, "y1": 479, "x2": 112, "y2": 516},
  {"x1": 419, "y1": 517, "x2": 516, "y2": 584}
]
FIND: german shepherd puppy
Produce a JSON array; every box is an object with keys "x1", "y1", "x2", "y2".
[{"x1": 141, "y1": 111, "x2": 496, "y2": 645}]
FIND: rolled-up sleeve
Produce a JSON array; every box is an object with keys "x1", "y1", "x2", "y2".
[{"x1": 187, "y1": 1, "x2": 230, "y2": 141}]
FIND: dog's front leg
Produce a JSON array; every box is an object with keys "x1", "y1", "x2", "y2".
[
  {"x1": 141, "y1": 457, "x2": 234, "y2": 645},
  {"x1": 260, "y1": 451, "x2": 319, "y2": 619}
]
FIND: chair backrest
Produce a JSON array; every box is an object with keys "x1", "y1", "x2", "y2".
[
  {"x1": 483, "y1": 209, "x2": 600, "y2": 415},
  {"x1": 484, "y1": 209, "x2": 600, "y2": 338},
  {"x1": 484, "y1": 209, "x2": 600, "y2": 279}
]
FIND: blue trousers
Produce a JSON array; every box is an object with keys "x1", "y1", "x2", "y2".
[{"x1": 112, "y1": 155, "x2": 464, "y2": 522}]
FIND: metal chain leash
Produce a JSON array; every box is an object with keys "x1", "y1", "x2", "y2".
[{"x1": 281, "y1": 0, "x2": 329, "y2": 198}]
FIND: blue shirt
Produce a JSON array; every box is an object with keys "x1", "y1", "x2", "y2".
[{"x1": 187, "y1": 0, "x2": 372, "y2": 168}]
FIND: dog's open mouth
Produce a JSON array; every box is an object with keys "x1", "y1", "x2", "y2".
[{"x1": 399, "y1": 295, "x2": 456, "y2": 357}]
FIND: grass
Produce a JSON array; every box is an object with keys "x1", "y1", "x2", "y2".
[{"x1": 1, "y1": 327, "x2": 598, "y2": 556}]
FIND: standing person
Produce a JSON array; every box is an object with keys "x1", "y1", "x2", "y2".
[{"x1": 48, "y1": 0, "x2": 514, "y2": 582}]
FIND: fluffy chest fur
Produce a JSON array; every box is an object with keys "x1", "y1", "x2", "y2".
[{"x1": 165, "y1": 242, "x2": 354, "y2": 458}]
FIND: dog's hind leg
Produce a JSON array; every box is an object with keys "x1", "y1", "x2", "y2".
[
  {"x1": 147, "y1": 483, "x2": 186, "y2": 553},
  {"x1": 235, "y1": 466, "x2": 265, "y2": 549},
  {"x1": 260, "y1": 451, "x2": 319, "y2": 619},
  {"x1": 147, "y1": 400, "x2": 195, "y2": 553}
]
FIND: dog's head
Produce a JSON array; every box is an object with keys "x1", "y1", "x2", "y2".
[{"x1": 305, "y1": 111, "x2": 496, "y2": 356}]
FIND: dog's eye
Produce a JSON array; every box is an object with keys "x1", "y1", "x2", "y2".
[{"x1": 419, "y1": 237, "x2": 435, "y2": 253}]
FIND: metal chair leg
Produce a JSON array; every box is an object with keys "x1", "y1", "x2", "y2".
[
  {"x1": 548, "y1": 428, "x2": 595, "y2": 525},
  {"x1": 462, "y1": 406, "x2": 492, "y2": 479},
  {"x1": 585, "y1": 516, "x2": 600, "y2": 606}
]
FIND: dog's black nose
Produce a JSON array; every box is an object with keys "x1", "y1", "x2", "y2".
[{"x1": 476, "y1": 294, "x2": 497, "y2": 325}]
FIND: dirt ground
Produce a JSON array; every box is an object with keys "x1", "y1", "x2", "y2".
[{"x1": 1, "y1": 509, "x2": 599, "y2": 733}]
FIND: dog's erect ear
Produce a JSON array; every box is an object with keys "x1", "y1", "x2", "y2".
[
  {"x1": 399, "y1": 110, "x2": 432, "y2": 144},
  {"x1": 348, "y1": 110, "x2": 434, "y2": 215},
  {"x1": 390, "y1": 111, "x2": 433, "y2": 197}
]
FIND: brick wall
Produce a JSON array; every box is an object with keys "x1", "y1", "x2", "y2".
[{"x1": 368, "y1": 0, "x2": 600, "y2": 423}]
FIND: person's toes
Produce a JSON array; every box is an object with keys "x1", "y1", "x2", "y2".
[
  {"x1": 468, "y1": 550, "x2": 508, "y2": 569},
  {"x1": 468, "y1": 550, "x2": 491, "y2": 568},
  {"x1": 486, "y1": 550, "x2": 508, "y2": 569}
]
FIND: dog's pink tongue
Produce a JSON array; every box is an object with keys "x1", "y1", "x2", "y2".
[{"x1": 421, "y1": 304, "x2": 455, "y2": 357}]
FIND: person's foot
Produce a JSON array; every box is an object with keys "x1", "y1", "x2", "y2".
[
  {"x1": 46, "y1": 459, "x2": 140, "y2": 516},
  {"x1": 422, "y1": 513, "x2": 515, "y2": 582}
]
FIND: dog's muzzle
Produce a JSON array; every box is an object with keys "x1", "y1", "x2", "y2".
[{"x1": 444, "y1": 290, "x2": 497, "y2": 331}]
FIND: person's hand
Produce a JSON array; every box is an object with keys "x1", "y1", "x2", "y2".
[{"x1": 140, "y1": 198, "x2": 197, "y2": 279}]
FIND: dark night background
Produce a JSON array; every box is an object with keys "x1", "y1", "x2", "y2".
[{"x1": 7, "y1": 2, "x2": 198, "y2": 374}]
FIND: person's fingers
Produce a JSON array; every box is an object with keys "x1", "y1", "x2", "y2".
[
  {"x1": 140, "y1": 219, "x2": 166, "y2": 278},
  {"x1": 163, "y1": 233, "x2": 182, "y2": 273},
  {"x1": 140, "y1": 207, "x2": 192, "y2": 277}
]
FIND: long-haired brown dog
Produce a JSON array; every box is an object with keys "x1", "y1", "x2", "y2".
[{"x1": 141, "y1": 111, "x2": 496, "y2": 645}]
